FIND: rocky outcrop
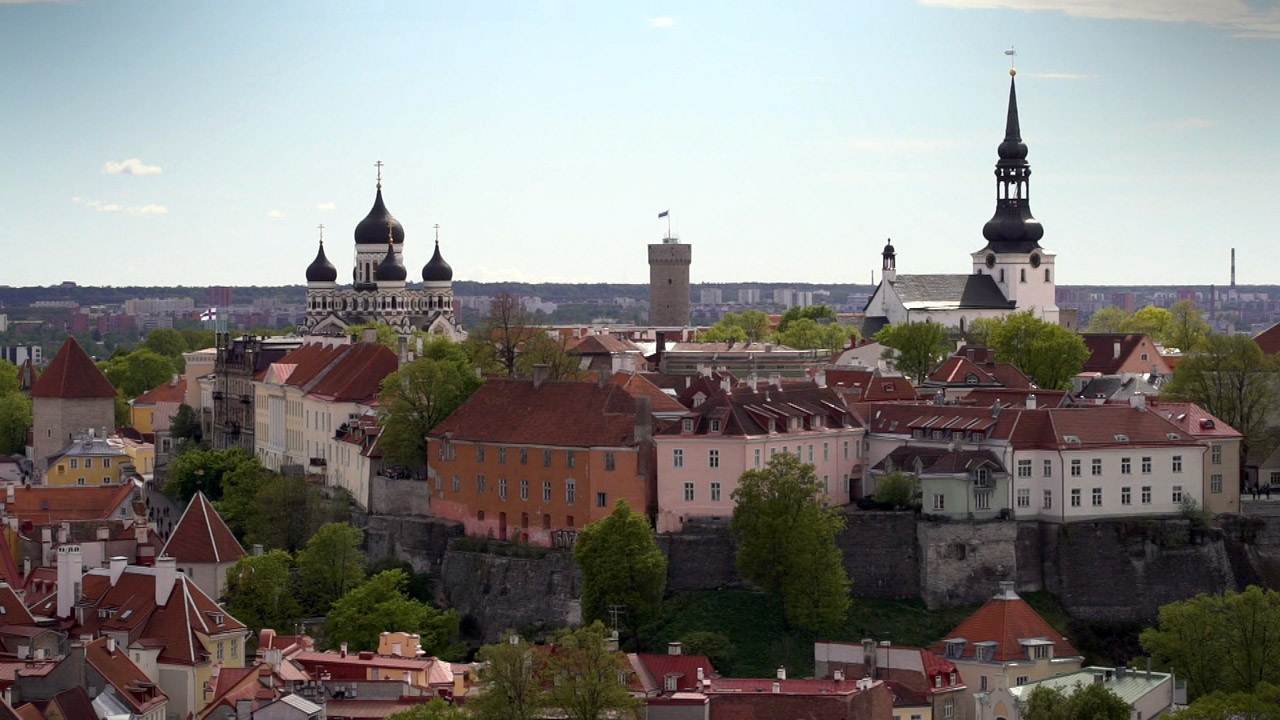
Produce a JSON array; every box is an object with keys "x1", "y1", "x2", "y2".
[{"x1": 439, "y1": 549, "x2": 582, "y2": 643}]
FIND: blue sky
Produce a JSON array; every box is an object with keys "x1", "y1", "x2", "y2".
[{"x1": 2, "y1": 0, "x2": 1278, "y2": 288}]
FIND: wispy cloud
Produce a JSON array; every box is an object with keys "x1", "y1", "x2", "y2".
[
  {"x1": 920, "y1": 0, "x2": 1280, "y2": 39},
  {"x1": 649, "y1": 16, "x2": 675, "y2": 28},
  {"x1": 0, "y1": 0, "x2": 67, "y2": 4},
  {"x1": 1157, "y1": 117, "x2": 1219, "y2": 131},
  {"x1": 266, "y1": 209, "x2": 285, "y2": 218},
  {"x1": 102, "y1": 158, "x2": 162, "y2": 176},
  {"x1": 1021, "y1": 72, "x2": 1097, "y2": 80},
  {"x1": 72, "y1": 197, "x2": 168, "y2": 215},
  {"x1": 845, "y1": 137, "x2": 968, "y2": 153},
  {"x1": 316, "y1": 202, "x2": 336, "y2": 211}
]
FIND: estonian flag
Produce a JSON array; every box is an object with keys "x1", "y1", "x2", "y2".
[{"x1": 658, "y1": 210, "x2": 669, "y2": 218}]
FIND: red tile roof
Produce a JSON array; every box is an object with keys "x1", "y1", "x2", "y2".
[
  {"x1": 0, "y1": 584, "x2": 35, "y2": 626},
  {"x1": 30, "y1": 338, "x2": 116, "y2": 399},
  {"x1": 132, "y1": 377, "x2": 186, "y2": 406},
  {"x1": 268, "y1": 342, "x2": 398, "y2": 404},
  {"x1": 1080, "y1": 333, "x2": 1167, "y2": 375},
  {"x1": 826, "y1": 369, "x2": 918, "y2": 402},
  {"x1": 4, "y1": 484, "x2": 138, "y2": 525},
  {"x1": 1255, "y1": 322, "x2": 1280, "y2": 355},
  {"x1": 85, "y1": 637, "x2": 168, "y2": 715},
  {"x1": 628, "y1": 653, "x2": 716, "y2": 694},
  {"x1": 161, "y1": 492, "x2": 245, "y2": 565},
  {"x1": 611, "y1": 372, "x2": 686, "y2": 414},
  {"x1": 429, "y1": 378, "x2": 642, "y2": 448},
  {"x1": 936, "y1": 589, "x2": 1080, "y2": 662},
  {"x1": 571, "y1": 335, "x2": 643, "y2": 355},
  {"x1": 928, "y1": 357, "x2": 997, "y2": 386},
  {"x1": 1147, "y1": 400, "x2": 1243, "y2": 439}
]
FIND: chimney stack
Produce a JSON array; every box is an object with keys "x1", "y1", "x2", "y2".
[
  {"x1": 56, "y1": 545, "x2": 83, "y2": 620},
  {"x1": 598, "y1": 365, "x2": 610, "y2": 389},
  {"x1": 777, "y1": 667, "x2": 786, "y2": 681},
  {"x1": 634, "y1": 395, "x2": 652, "y2": 444},
  {"x1": 815, "y1": 369, "x2": 827, "y2": 388},
  {"x1": 532, "y1": 364, "x2": 549, "y2": 389},
  {"x1": 1232, "y1": 247, "x2": 1236, "y2": 288},
  {"x1": 154, "y1": 556, "x2": 177, "y2": 606},
  {"x1": 1026, "y1": 394, "x2": 1036, "y2": 410},
  {"x1": 1113, "y1": 341, "x2": 1122, "y2": 360},
  {"x1": 834, "y1": 669, "x2": 844, "y2": 682},
  {"x1": 361, "y1": 328, "x2": 377, "y2": 344},
  {"x1": 109, "y1": 556, "x2": 127, "y2": 587},
  {"x1": 668, "y1": 642, "x2": 682, "y2": 656}
]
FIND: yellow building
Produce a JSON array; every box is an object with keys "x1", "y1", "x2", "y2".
[
  {"x1": 45, "y1": 429, "x2": 129, "y2": 486},
  {"x1": 121, "y1": 436, "x2": 156, "y2": 476},
  {"x1": 130, "y1": 376, "x2": 187, "y2": 435}
]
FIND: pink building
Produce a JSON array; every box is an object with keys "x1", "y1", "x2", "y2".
[{"x1": 654, "y1": 381, "x2": 864, "y2": 533}]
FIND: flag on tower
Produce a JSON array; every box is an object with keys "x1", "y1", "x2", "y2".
[
  {"x1": 658, "y1": 210, "x2": 669, "y2": 218},
  {"x1": 200, "y1": 308, "x2": 218, "y2": 321}
]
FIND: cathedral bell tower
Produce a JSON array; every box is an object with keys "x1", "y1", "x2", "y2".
[{"x1": 971, "y1": 69, "x2": 1058, "y2": 323}]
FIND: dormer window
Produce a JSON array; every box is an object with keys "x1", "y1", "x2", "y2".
[
  {"x1": 965, "y1": 373, "x2": 979, "y2": 385},
  {"x1": 711, "y1": 419, "x2": 722, "y2": 433},
  {"x1": 943, "y1": 639, "x2": 966, "y2": 659},
  {"x1": 664, "y1": 675, "x2": 678, "y2": 692},
  {"x1": 682, "y1": 419, "x2": 694, "y2": 433},
  {"x1": 812, "y1": 416, "x2": 823, "y2": 429},
  {"x1": 884, "y1": 383, "x2": 895, "y2": 393},
  {"x1": 950, "y1": 672, "x2": 957, "y2": 685},
  {"x1": 1063, "y1": 435, "x2": 1081, "y2": 444},
  {"x1": 1114, "y1": 434, "x2": 1129, "y2": 443},
  {"x1": 974, "y1": 642, "x2": 997, "y2": 663}
]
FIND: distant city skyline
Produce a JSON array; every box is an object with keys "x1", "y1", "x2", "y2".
[{"x1": 2, "y1": 1, "x2": 1277, "y2": 287}]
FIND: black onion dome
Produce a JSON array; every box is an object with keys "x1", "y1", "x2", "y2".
[
  {"x1": 375, "y1": 242, "x2": 407, "y2": 282},
  {"x1": 306, "y1": 241, "x2": 337, "y2": 282},
  {"x1": 354, "y1": 186, "x2": 405, "y2": 245},
  {"x1": 982, "y1": 206, "x2": 1044, "y2": 248},
  {"x1": 422, "y1": 241, "x2": 453, "y2": 282}
]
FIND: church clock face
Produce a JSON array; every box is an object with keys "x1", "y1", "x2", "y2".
[
  {"x1": 985, "y1": 253, "x2": 996, "y2": 269},
  {"x1": 1030, "y1": 253, "x2": 1041, "y2": 268}
]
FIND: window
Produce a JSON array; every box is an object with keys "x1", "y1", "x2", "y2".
[
  {"x1": 1043, "y1": 490, "x2": 1052, "y2": 509},
  {"x1": 933, "y1": 493, "x2": 945, "y2": 511},
  {"x1": 435, "y1": 475, "x2": 442, "y2": 493},
  {"x1": 1211, "y1": 474, "x2": 1223, "y2": 493},
  {"x1": 520, "y1": 479, "x2": 529, "y2": 501},
  {"x1": 1017, "y1": 459, "x2": 1032, "y2": 478},
  {"x1": 70, "y1": 458, "x2": 78, "y2": 469},
  {"x1": 711, "y1": 419, "x2": 721, "y2": 432},
  {"x1": 543, "y1": 481, "x2": 552, "y2": 502},
  {"x1": 499, "y1": 447, "x2": 507, "y2": 464},
  {"x1": 102, "y1": 476, "x2": 110, "y2": 484},
  {"x1": 1091, "y1": 458, "x2": 1102, "y2": 476},
  {"x1": 566, "y1": 480, "x2": 575, "y2": 505},
  {"x1": 1043, "y1": 459, "x2": 1052, "y2": 477},
  {"x1": 1142, "y1": 486, "x2": 1152, "y2": 504},
  {"x1": 682, "y1": 418, "x2": 694, "y2": 432},
  {"x1": 1092, "y1": 487, "x2": 1102, "y2": 506},
  {"x1": 807, "y1": 445, "x2": 814, "y2": 463},
  {"x1": 823, "y1": 475, "x2": 829, "y2": 493},
  {"x1": 596, "y1": 492, "x2": 607, "y2": 508},
  {"x1": 1172, "y1": 485, "x2": 1183, "y2": 503},
  {"x1": 1121, "y1": 457, "x2": 1131, "y2": 475},
  {"x1": 1122, "y1": 487, "x2": 1131, "y2": 505},
  {"x1": 103, "y1": 458, "x2": 111, "y2": 468},
  {"x1": 1212, "y1": 445, "x2": 1223, "y2": 464},
  {"x1": 711, "y1": 482, "x2": 721, "y2": 502},
  {"x1": 944, "y1": 699, "x2": 954, "y2": 719},
  {"x1": 85, "y1": 458, "x2": 93, "y2": 469},
  {"x1": 844, "y1": 441, "x2": 850, "y2": 460},
  {"x1": 1071, "y1": 489, "x2": 1081, "y2": 507},
  {"x1": 231, "y1": 642, "x2": 237, "y2": 659},
  {"x1": 604, "y1": 452, "x2": 616, "y2": 471},
  {"x1": 1017, "y1": 675, "x2": 1029, "y2": 686},
  {"x1": 520, "y1": 448, "x2": 528, "y2": 465},
  {"x1": 1142, "y1": 456, "x2": 1152, "y2": 474},
  {"x1": 709, "y1": 449, "x2": 720, "y2": 469},
  {"x1": 823, "y1": 443, "x2": 829, "y2": 462},
  {"x1": 566, "y1": 515, "x2": 574, "y2": 528},
  {"x1": 1045, "y1": 268, "x2": 1051, "y2": 282},
  {"x1": 498, "y1": 478, "x2": 507, "y2": 500},
  {"x1": 477, "y1": 475, "x2": 486, "y2": 493},
  {"x1": 975, "y1": 491, "x2": 991, "y2": 510},
  {"x1": 683, "y1": 482, "x2": 694, "y2": 502},
  {"x1": 1173, "y1": 455, "x2": 1183, "y2": 473},
  {"x1": 754, "y1": 448, "x2": 762, "y2": 468},
  {"x1": 673, "y1": 449, "x2": 684, "y2": 468},
  {"x1": 769, "y1": 448, "x2": 777, "y2": 459},
  {"x1": 981, "y1": 676, "x2": 988, "y2": 691},
  {"x1": 77, "y1": 478, "x2": 85, "y2": 485},
  {"x1": 476, "y1": 445, "x2": 485, "y2": 462},
  {"x1": 567, "y1": 451, "x2": 575, "y2": 469},
  {"x1": 451, "y1": 475, "x2": 459, "y2": 492},
  {"x1": 1020, "y1": 268, "x2": 1027, "y2": 283},
  {"x1": 1071, "y1": 459, "x2": 1081, "y2": 477},
  {"x1": 217, "y1": 643, "x2": 224, "y2": 662},
  {"x1": 1017, "y1": 488, "x2": 1030, "y2": 508},
  {"x1": 543, "y1": 449, "x2": 552, "y2": 467}
]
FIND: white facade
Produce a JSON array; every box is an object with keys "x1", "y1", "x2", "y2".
[{"x1": 970, "y1": 248, "x2": 1059, "y2": 323}]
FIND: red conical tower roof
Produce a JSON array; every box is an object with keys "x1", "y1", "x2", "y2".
[{"x1": 30, "y1": 337, "x2": 116, "y2": 399}]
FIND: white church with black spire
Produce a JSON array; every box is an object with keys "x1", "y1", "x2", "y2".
[
  {"x1": 300, "y1": 164, "x2": 464, "y2": 340},
  {"x1": 864, "y1": 69, "x2": 1059, "y2": 334}
]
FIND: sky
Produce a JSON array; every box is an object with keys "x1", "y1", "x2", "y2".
[{"x1": 2, "y1": 0, "x2": 1279, "y2": 288}]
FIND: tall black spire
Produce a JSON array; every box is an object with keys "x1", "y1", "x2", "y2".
[{"x1": 981, "y1": 71, "x2": 1043, "y2": 253}]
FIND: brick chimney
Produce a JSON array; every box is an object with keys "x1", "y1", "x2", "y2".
[{"x1": 633, "y1": 396, "x2": 652, "y2": 444}]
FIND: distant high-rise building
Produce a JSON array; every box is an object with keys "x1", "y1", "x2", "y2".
[
  {"x1": 208, "y1": 286, "x2": 232, "y2": 308},
  {"x1": 699, "y1": 288, "x2": 723, "y2": 305},
  {"x1": 649, "y1": 234, "x2": 691, "y2": 327},
  {"x1": 738, "y1": 288, "x2": 761, "y2": 305}
]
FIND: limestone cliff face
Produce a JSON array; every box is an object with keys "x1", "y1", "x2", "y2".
[{"x1": 440, "y1": 550, "x2": 582, "y2": 643}]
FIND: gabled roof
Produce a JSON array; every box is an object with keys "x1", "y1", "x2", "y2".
[
  {"x1": 30, "y1": 338, "x2": 116, "y2": 399},
  {"x1": 927, "y1": 357, "x2": 998, "y2": 386},
  {"x1": 429, "y1": 378, "x2": 642, "y2": 449},
  {"x1": 570, "y1": 335, "x2": 643, "y2": 355},
  {"x1": 627, "y1": 653, "x2": 716, "y2": 695},
  {"x1": 43, "y1": 687, "x2": 97, "y2": 720},
  {"x1": 4, "y1": 484, "x2": 138, "y2": 525},
  {"x1": 1254, "y1": 321, "x2": 1280, "y2": 355},
  {"x1": 826, "y1": 369, "x2": 918, "y2": 402},
  {"x1": 611, "y1": 372, "x2": 686, "y2": 414},
  {"x1": 305, "y1": 343, "x2": 398, "y2": 404},
  {"x1": 874, "y1": 447, "x2": 1005, "y2": 475},
  {"x1": 936, "y1": 587, "x2": 1080, "y2": 662},
  {"x1": 890, "y1": 274, "x2": 1015, "y2": 310},
  {"x1": 85, "y1": 637, "x2": 168, "y2": 715},
  {"x1": 1080, "y1": 333, "x2": 1165, "y2": 375},
  {"x1": 161, "y1": 492, "x2": 245, "y2": 565},
  {"x1": 1147, "y1": 400, "x2": 1242, "y2": 440},
  {"x1": 661, "y1": 385, "x2": 856, "y2": 438},
  {"x1": 0, "y1": 584, "x2": 36, "y2": 626},
  {"x1": 132, "y1": 377, "x2": 186, "y2": 406}
]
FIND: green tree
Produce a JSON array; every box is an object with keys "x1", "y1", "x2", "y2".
[
  {"x1": 985, "y1": 310, "x2": 1089, "y2": 390},
  {"x1": 296, "y1": 523, "x2": 366, "y2": 616},
  {"x1": 678, "y1": 631, "x2": 732, "y2": 670},
  {"x1": 1023, "y1": 682, "x2": 1130, "y2": 720},
  {"x1": 169, "y1": 404, "x2": 203, "y2": 445},
  {"x1": 216, "y1": 462, "x2": 276, "y2": 541},
  {"x1": 1167, "y1": 300, "x2": 1211, "y2": 353},
  {"x1": 875, "y1": 322, "x2": 950, "y2": 383},
  {"x1": 113, "y1": 392, "x2": 130, "y2": 429},
  {"x1": 246, "y1": 472, "x2": 348, "y2": 553},
  {"x1": 345, "y1": 323, "x2": 401, "y2": 351},
  {"x1": 469, "y1": 633, "x2": 544, "y2": 720},
  {"x1": 325, "y1": 570, "x2": 460, "y2": 657},
  {"x1": 1124, "y1": 305, "x2": 1173, "y2": 341},
  {"x1": 384, "y1": 699, "x2": 466, "y2": 720},
  {"x1": 873, "y1": 472, "x2": 917, "y2": 510},
  {"x1": 378, "y1": 338, "x2": 483, "y2": 472},
  {"x1": 165, "y1": 447, "x2": 259, "y2": 503},
  {"x1": 221, "y1": 550, "x2": 302, "y2": 634},
  {"x1": 776, "y1": 318, "x2": 857, "y2": 354},
  {"x1": 0, "y1": 394, "x2": 32, "y2": 455},
  {"x1": 703, "y1": 310, "x2": 770, "y2": 344},
  {"x1": 514, "y1": 332, "x2": 585, "y2": 381},
  {"x1": 1141, "y1": 587, "x2": 1280, "y2": 700},
  {"x1": 1170, "y1": 682, "x2": 1280, "y2": 719},
  {"x1": 143, "y1": 328, "x2": 190, "y2": 368},
  {"x1": 1087, "y1": 306, "x2": 1131, "y2": 333},
  {"x1": 1163, "y1": 334, "x2": 1278, "y2": 463},
  {"x1": 0, "y1": 360, "x2": 19, "y2": 397},
  {"x1": 178, "y1": 329, "x2": 216, "y2": 352},
  {"x1": 574, "y1": 500, "x2": 667, "y2": 645},
  {"x1": 481, "y1": 292, "x2": 540, "y2": 376},
  {"x1": 777, "y1": 305, "x2": 836, "y2": 333},
  {"x1": 101, "y1": 349, "x2": 179, "y2": 398},
  {"x1": 731, "y1": 453, "x2": 850, "y2": 632},
  {"x1": 542, "y1": 622, "x2": 639, "y2": 720}
]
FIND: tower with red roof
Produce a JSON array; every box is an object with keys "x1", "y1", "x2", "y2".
[{"x1": 30, "y1": 338, "x2": 117, "y2": 474}]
